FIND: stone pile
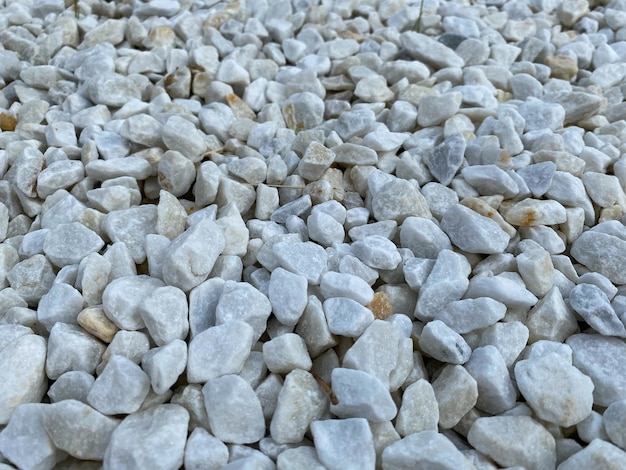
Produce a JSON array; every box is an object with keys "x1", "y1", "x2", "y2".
[{"x1": 1, "y1": 0, "x2": 626, "y2": 468}]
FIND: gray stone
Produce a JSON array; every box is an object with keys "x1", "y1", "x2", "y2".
[
  {"x1": 104, "y1": 405, "x2": 189, "y2": 470},
  {"x1": 158, "y1": 150, "x2": 196, "y2": 197},
  {"x1": 46, "y1": 323, "x2": 106, "y2": 380},
  {"x1": 47, "y1": 371, "x2": 94, "y2": 404},
  {"x1": 351, "y1": 235, "x2": 402, "y2": 270},
  {"x1": 0, "y1": 334, "x2": 47, "y2": 425},
  {"x1": 602, "y1": 399, "x2": 626, "y2": 451},
  {"x1": 401, "y1": 32, "x2": 464, "y2": 69},
  {"x1": 6, "y1": 254, "x2": 56, "y2": 305},
  {"x1": 102, "y1": 275, "x2": 165, "y2": 331},
  {"x1": 85, "y1": 157, "x2": 152, "y2": 181},
  {"x1": 43, "y1": 222, "x2": 104, "y2": 267},
  {"x1": 461, "y1": 165, "x2": 519, "y2": 199},
  {"x1": 296, "y1": 295, "x2": 337, "y2": 358},
  {"x1": 369, "y1": 175, "x2": 431, "y2": 223},
  {"x1": 120, "y1": 113, "x2": 163, "y2": 148},
  {"x1": 203, "y1": 375, "x2": 265, "y2": 444},
  {"x1": 467, "y1": 416, "x2": 556, "y2": 470},
  {"x1": 311, "y1": 418, "x2": 376, "y2": 470},
  {"x1": 87, "y1": 354, "x2": 151, "y2": 415},
  {"x1": 342, "y1": 320, "x2": 400, "y2": 388},
  {"x1": 162, "y1": 218, "x2": 226, "y2": 291},
  {"x1": 37, "y1": 282, "x2": 84, "y2": 332},
  {"x1": 215, "y1": 280, "x2": 272, "y2": 341},
  {"x1": 332, "y1": 143, "x2": 378, "y2": 165},
  {"x1": 263, "y1": 333, "x2": 312, "y2": 374},
  {"x1": 382, "y1": 431, "x2": 473, "y2": 470},
  {"x1": 558, "y1": 439, "x2": 626, "y2": 470},
  {"x1": 322, "y1": 297, "x2": 374, "y2": 338},
  {"x1": 415, "y1": 249, "x2": 471, "y2": 321},
  {"x1": 569, "y1": 283, "x2": 626, "y2": 337},
  {"x1": 102, "y1": 205, "x2": 158, "y2": 264},
  {"x1": 517, "y1": 161, "x2": 557, "y2": 198},
  {"x1": 43, "y1": 400, "x2": 120, "y2": 461},
  {"x1": 571, "y1": 230, "x2": 626, "y2": 285},
  {"x1": 395, "y1": 380, "x2": 439, "y2": 437},
  {"x1": 138, "y1": 286, "x2": 189, "y2": 346},
  {"x1": 87, "y1": 73, "x2": 142, "y2": 107},
  {"x1": 268, "y1": 267, "x2": 308, "y2": 326},
  {"x1": 434, "y1": 298, "x2": 507, "y2": 334},
  {"x1": 432, "y1": 365, "x2": 478, "y2": 429},
  {"x1": 0, "y1": 403, "x2": 61, "y2": 470},
  {"x1": 515, "y1": 352, "x2": 593, "y2": 427},
  {"x1": 187, "y1": 320, "x2": 253, "y2": 383},
  {"x1": 465, "y1": 274, "x2": 538, "y2": 308},
  {"x1": 36, "y1": 160, "x2": 84, "y2": 199},
  {"x1": 277, "y1": 446, "x2": 325, "y2": 470},
  {"x1": 424, "y1": 134, "x2": 466, "y2": 186},
  {"x1": 419, "y1": 320, "x2": 471, "y2": 364},
  {"x1": 283, "y1": 92, "x2": 325, "y2": 131},
  {"x1": 465, "y1": 346, "x2": 517, "y2": 415},
  {"x1": 141, "y1": 339, "x2": 187, "y2": 395},
  {"x1": 184, "y1": 427, "x2": 229, "y2": 470},
  {"x1": 567, "y1": 334, "x2": 626, "y2": 407},
  {"x1": 320, "y1": 271, "x2": 374, "y2": 305},
  {"x1": 441, "y1": 204, "x2": 510, "y2": 254},
  {"x1": 162, "y1": 116, "x2": 207, "y2": 161},
  {"x1": 330, "y1": 368, "x2": 397, "y2": 422},
  {"x1": 270, "y1": 369, "x2": 326, "y2": 444}
]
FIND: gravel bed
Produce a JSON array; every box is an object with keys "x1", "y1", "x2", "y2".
[{"x1": 1, "y1": 0, "x2": 626, "y2": 468}]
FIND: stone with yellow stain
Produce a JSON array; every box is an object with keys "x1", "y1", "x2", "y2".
[
  {"x1": 77, "y1": 306, "x2": 119, "y2": 343},
  {"x1": 504, "y1": 198, "x2": 567, "y2": 226}
]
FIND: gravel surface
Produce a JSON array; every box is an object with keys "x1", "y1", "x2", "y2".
[{"x1": 1, "y1": 0, "x2": 626, "y2": 468}]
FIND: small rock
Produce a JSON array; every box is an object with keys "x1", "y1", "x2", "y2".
[
  {"x1": 558, "y1": 439, "x2": 626, "y2": 470},
  {"x1": 141, "y1": 339, "x2": 187, "y2": 395},
  {"x1": 431, "y1": 365, "x2": 478, "y2": 429},
  {"x1": 441, "y1": 204, "x2": 510, "y2": 254},
  {"x1": 465, "y1": 346, "x2": 517, "y2": 415},
  {"x1": 102, "y1": 275, "x2": 165, "y2": 331},
  {"x1": 87, "y1": 354, "x2": 151, "y2": 415},
  {"x1": 402, "y1": 32, "x2": 464, "y2": 69},
  {"x1": 504, "y1": 198, "x2": 567, "y2": 226},
  {"x1": 270, "y1": 369, "x2": 326, "y2": 444},
  {"x1": 0, "y1": 334, "x2": 47, "y2": 425},
  {"x1": 47, "y1": 371, "x2": 95, "y2": 404},
  {"x1": 435, "y1": 297, "x2": 507, "y2": 334},
  {"x1": 263, "y1": 333, "x2": 312, "y2": 374},
  {"x1": 184, "y1": 427, "x2": 229, "y2": 470},
  {"x1": 46, "y1": 323, "x2": 106, "y2": 380},
  {"x1": 43, "y1": 222, "x2": 104, "y2": 267},
  {"x1": 102, "y1": 205, "x2": 158, "y2": 264},
  {"x1": 311, "y1": 418, "x2": 376, "y2": 470},
  {"x1": 571, "y1": 229, "x2": 626, "y2": 285},
  {"x1": 187, "y1": 320, "x2": 253, "y2": 383},
  {"x1": 215, "y1": 280, "x2": 272, "y2": 341},
  {"x1": 382, "y1": 431, "x2": 473, "y2": 469},
  {"x1": 419, "y1": 320, "x2": 471, "y2": 364},
  {"x1": 567, "y1": 333, "x2": 626, "y2": 406},
  {"x1": 104, "y1": 405, "x2": 189, "y2": 470},
  {"x1": 330, "y1": 368, "x2": 397, "y2": 422},
  {"x1": 569, "y1": 283, "x2": 626, "y2": 337},
  {"x1": 322, "y1": 297, "x2": 374, "y2": 337},
  {"x1": 395, "y1": 380, "x2": 439, "y2": 437},
  {"x1": 203, "y1": 375, "x2": 265, "y2": 444},
  {"x1": 467, "y1": 416, "x2": 556, "y2": 470}
]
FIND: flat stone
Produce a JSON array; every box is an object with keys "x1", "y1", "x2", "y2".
[
  {"x1": 332, "y1": 143, "x2": 378, "y2": 165},
  {"x1": 87, "y1": 354, "x2": 151, "y2": 415},
  {"x1": 419, "y1": 320, "x2": 471, "y2": 364},
  {"x1": 311, "y1": 418, "x2": 376, "y2": 470},
  {"x1": 161, "y1": 116, "x2": 207, "y2": 161},
  {"x1": 104, "y1": 405, "x2": 189, "y2": 469},
  {"x1": 504, "y1": 198, "x2": 567, "y2": 226},
  {"x1": 417, "y1": 92, "x2": 462, "y2": 127},
  {"x1": 518, "y1": 100, "x2": 565, "y2": 132},
  {"x1": 36, "y1": 160, "x2": 83, "y2": 199},
  {"x1": 544, "y1": 91, "x2": 604, "y2": 125},
  {"x1": 187, "y1": 320, "x2": 253, "y2": 383},
  {"x1": 467, "y1": 416, "x2": 556, "y2": 470},
  {"x1": 432, "y1": 365, "x2": 478, "y2": 429},
  {"x1": 320, "y1": 271, "x2": 374, "y2": 305},
  {"x1": 308, "y1": 211, "x2": 345, "y2": 247},
  {"x1": 203, "y1": 375, "x2": 265, "y2": 444},
  {"x1": 382, "y1": 431, "x2": 473, "y2": 470},
  {"x1": 0, "y1": 403, "x2": 61, "y2": 470},
  {"x1": 102, "y1": 275, "x2": 165, "y2": 331},
  {"x1": 277, "y1": 446, "x2": 325, "y2": 469},
  {"x1": 270, "y1": 369, "x2": 326, "y2": 444},
  {"x1": 461, "y1": 165, "x2": 519, "y2": 198},
  {"x1": 567, "y1": 333, "x2": 626, "y2": 407},
  {"x1": 355, "y1": 75, "x2": 394, "y2": 102},
  {"x1": 330, "y1": 368, "x2": 397, "y2": 422},
  {"x1": 43, "y1": 222, "x2": 104, "y2": 267},
  {"x1": 441, "y1": 204, "x2": 510, "y2": 254},
  {"x1": 395, "y1": 380, "x2": 439, "y2": 437},
  {"x1": 515, "y1": 352, "x2": 594, "y2": 427},
  {"x1": 569, "y1": 283, "x2": 626, "y2": 337},
  {"x1": 46, "y1": 323, "x2": 106, "y2": 380},
  {"x1": 215, "y1": 280, "x2": 272, "y2": 342},
  {"x1": 415, "y1": 249, "x2": 471, "y2": 321},
  {"x1": 0, "y1": 334, "x2": 47, "y2": 425},
  {"x1": 161, "y1": 218, "x2": 226, "y2": 291}
]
